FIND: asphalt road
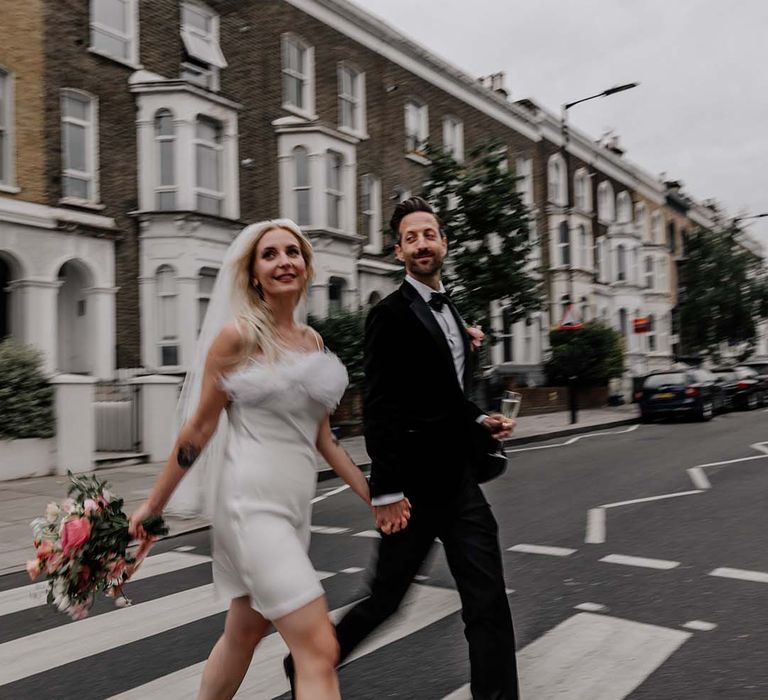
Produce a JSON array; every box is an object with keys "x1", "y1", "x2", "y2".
[{"x1": 2, "y1": 407, "x2": 767, "y2": 699}]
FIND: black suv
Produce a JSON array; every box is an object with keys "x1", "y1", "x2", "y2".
[
  {"x1": 712, "y1": 366, "x2": 767, "y2": 410},
  {"x1": 638, "y1": 369, "x2": 724, "y2": 422}
]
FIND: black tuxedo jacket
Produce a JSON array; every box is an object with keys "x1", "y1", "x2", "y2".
[{"x1": 363, "y1": 281, "x2": 484, "y2": 500}]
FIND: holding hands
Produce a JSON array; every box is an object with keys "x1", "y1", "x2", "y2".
[
  {"x1": 374, "y1": 498, "x2": 412, "y2": 535},
  {"x1": 482, "y1": 414, "x2": 515, "y2": 440}
]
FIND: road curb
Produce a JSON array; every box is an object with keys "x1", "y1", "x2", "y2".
[{"x1": 503, "y1": 417, "x2": 639, "y2": 447}]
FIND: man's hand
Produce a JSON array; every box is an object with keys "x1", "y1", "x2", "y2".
[
  {"x1": 374, "y1": 498, "x2": 412, "y2": 535},
  {"x1": 482, "y1": 414, "x2": 515, "y2": 440}
]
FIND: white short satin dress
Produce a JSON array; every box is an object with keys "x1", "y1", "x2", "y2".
[{"x1": 212, "y1": 350, "x2": 348, "y2": 619}]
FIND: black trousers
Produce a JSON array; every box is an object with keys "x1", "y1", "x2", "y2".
[{"x1": 335, "y1": 476, "x2": 519, "y2": 700}]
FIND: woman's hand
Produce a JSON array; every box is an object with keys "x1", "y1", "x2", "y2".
[{"x1": 128, "y1": 500, "x2": 162, "y2": 540}]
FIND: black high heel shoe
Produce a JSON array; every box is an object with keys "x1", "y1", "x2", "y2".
[{"x1": 283, "y1": 654, "x2": 296, "y2": 700}]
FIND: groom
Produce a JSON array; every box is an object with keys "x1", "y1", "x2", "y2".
[{"x1": 334, "y1": 196, "x2": 519, "y2": 697}]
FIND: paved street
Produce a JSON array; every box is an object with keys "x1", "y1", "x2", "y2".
[{"x1": 2, "y1": 408, "x2": 767, "y2": 698}]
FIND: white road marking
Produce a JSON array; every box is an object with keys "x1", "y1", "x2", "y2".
[
  {"x1": 507, "y1": 544, "x2": 576, "y2": 557},
  {"x1": 0, "y1": 551, "x2": 211, "y2": 617},
  {"x1": 316, "y1": 571, "x2": 336, "y2": 580},
  {"x1": 601, "y1": 490, "x2": 703, "y2": 509},
  {"x1": 600, "y1": 554, "x2": 679, "y2": 570},
  {"x1": 443, "y1": 612, "x2": 690, "y2": 700},
  {"x1": 173, "y1": 545, "x2": 196, "y2": 552},
  {"x1": 687, "y1": 466, "x2": 711, "y2": 490},
  {"x1": 310, "y1": 525, "x2": 351, "y2": 534},
  {"x1": 0, "y1": 584, "x2": 224, "y2": 685},
  {"x1": 585, "y1": 508, "x2": 606, "y2": 544},
  {"x1": 710, "y1": 567, "x2": 768, "y2": 584},
  {"x1": 585, "y1": 490, "x2": 703, "y2": 544},
  {"x1": 683, "y1": 620, "x2": 717, "y2": 631},
  {"x1": 505, "y1": 588, "x2": 515, "y2": 595},
  {"x1": 340, "y1": 567, "x2": 364, "y2": 574},
  {"x1": 575, "y1": 602, "x2": 608, "y2": 612},
  {"x1": 310, "y1": 484, "x2": 350, "y2": 504},
  {"x1": 505, "y1": 424, "x2": 640, "y2": 454},
  {"x1": 414, "y1": 574, "x2": 429, "y2": 581},
  {"x1": 109, "y1": 584, "x2": 462, "y2": 700},
  {"x1": 353, "y1": 529, "x2": 381, "y2": 538}
]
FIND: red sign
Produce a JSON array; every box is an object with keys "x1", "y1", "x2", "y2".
[{"x1": 633, "y1": 316, "x2": 650, "y2": 333}]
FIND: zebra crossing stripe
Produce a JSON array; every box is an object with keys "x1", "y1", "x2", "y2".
[
  {"x1": 107, "y1": 584, "x2": 462, "y2": 699},
  {"x1": 442, "y1": 612, "x2": 690, "y2": 699},
  {"x1": 0, "y1": 584, "x2": 224, "y2": 686},
  {"x1": 0, "y1": 551, "x2": 211, "y2": 617}
]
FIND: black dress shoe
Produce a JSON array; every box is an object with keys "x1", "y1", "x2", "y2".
[{"x1": 283, "y1": 654, "x2": 296, "y2": 699}]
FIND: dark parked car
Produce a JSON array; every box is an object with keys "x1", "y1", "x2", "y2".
[
  {"x1": 637, "y1": 369, "x2": 725, "y2": 422},
  {"x1": 712, "y1": 366, "x2": 767, "y2": 410}
]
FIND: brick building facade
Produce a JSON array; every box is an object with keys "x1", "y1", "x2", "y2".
[{"x1": 0, "y1": 0, "x2": 757, "y2": 392}]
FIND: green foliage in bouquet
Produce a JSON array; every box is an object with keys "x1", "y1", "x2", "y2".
[
  {"x1": 0, "y1": 339, "x2": 54, "y2": 440},
  {"x1": 28, "y1": 472, "x2": 168, "y2": 619}
]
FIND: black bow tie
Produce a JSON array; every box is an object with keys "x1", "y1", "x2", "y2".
[{"x1": 428, "y1": 292, "x2": 450, "y2": 312}]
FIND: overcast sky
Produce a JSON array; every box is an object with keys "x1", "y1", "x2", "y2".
[{"x1": 362, "y1": 0, "x2": 768, "y2": 246}]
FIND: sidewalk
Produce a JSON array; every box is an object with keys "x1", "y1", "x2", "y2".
[{"x1": 0, "y1": 405, "x2": 637, "y2": 575}]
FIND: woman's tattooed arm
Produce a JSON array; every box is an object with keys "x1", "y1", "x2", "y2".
[{"x1": 177, "y1": 442, "x2": 201, "y2": 470}]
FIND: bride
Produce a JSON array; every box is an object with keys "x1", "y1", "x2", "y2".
[{"x1": 129, "y1": 220, "x2": 371, "y2": 700}]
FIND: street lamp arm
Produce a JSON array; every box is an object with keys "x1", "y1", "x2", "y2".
[{"x1": 563, "y1": 82, "x2": 640, "y2": 112}]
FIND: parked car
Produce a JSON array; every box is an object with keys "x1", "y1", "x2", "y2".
[
  {"x1": 637, "y1": 369, "x2": 726, "y2": 422},
  {"x1": 712, "y1": 366, "x2": 767, "y2": 410}
]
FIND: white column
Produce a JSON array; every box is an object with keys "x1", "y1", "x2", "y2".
[
  {"x1": 86, "y1": 286, "x2": 118, "y2": 379},
  {"x1": 222, "y1": 119, "x2": 240, "y2": 220},
  {"x1": 13, "y1": 279, "x2": 61, "y2": 375},
  {"x1": 130, "y1": 375, "x2": 182, "y2": 462},
  {"x1": 49, "y1": 374, "x2": 97, "y2": 474}
]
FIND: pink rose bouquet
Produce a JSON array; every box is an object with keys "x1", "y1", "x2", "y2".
[{"x1": 28, "y1": 471, "x2": 167, "y2": 620}]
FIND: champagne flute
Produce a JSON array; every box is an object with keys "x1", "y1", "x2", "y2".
[{"x1": 501, "y1": 391, "x2": 522, "y2": 419}]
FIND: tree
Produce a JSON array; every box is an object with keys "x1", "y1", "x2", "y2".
[
  {"x1": 421, "y1": 142, "x2": 542, "y2": 330},
  {"x1": 545, "y1": 322, "x2": 625, "y2": 387},
  {"x1": 678, "y1": 225, "x2": 768, "y2": 361},
  {"x1": 308, "y1": 310, "x2": 366, "y2": 388}
]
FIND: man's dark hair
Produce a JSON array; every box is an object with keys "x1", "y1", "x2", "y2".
[{"x1": 390, "y1": 196, "x2": 442, "y2": 243}]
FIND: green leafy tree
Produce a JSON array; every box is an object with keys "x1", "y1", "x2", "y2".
[
  {"x1": 545, "y1": 322, "x2": 625, "y2": 386},
  {"x1": 421, "y1": 141, "x2": 542, "y2": 329},
  {"x1": 308, "y1": 310, "x2": 366, "y2": 388},
  {"x1": 0, "y1": 339, "x2": 55, "y2": 440},
  {"x1": 679, "y1": 225, "x2": 768, "y2": 360}
]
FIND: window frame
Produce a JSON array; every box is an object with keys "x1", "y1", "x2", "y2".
[
  {"x1": 404, "y1": 99, "x2": 429, "y2": 156},
  {"x1": 196, "y1": 266, "x2": 218, "y2": 336},
  {"x1": 0, "y1": 67, "x2": 15, "y2": 190},
  {"x1": 616, "y1": 243, "x2": 627, "y2": 282},
  {"x1": 156, "y1": 264, "x2": 179, "y2": 366},
  {"x1": 597, "y1": 181, "x2": 615, "y2": 223},
  {"x1": 282, "y1": 34, "x2": 315, "y2": 118},
  {"x1": 361, "y1": 173, "x2": 382, "y2": 254},
  {"x1": 180, "y1": 1, "x2": 227, "y2": 92},
  {"x1": 154, "y1": 109, "x2": 177, "y2": 211},
  {"x1": 573, "y1": 168, "x2": 591, "y2": 212},
  {"x1": 337, "y1": 63, "x2": 366, "y2": 135},
  {"x1": 442, "y1": 115, "x2": 464, "y2": 163},
  {"x1": 558, "y1": 221, "x2": 571, "y2": 267},
  {"x1": 60, "y1": 89, "x2": 99, "y2": 204},
  {"x1": 193, "y1": 114, "x2": 224, "y2": 216},
  {"x1": 617, "y1": 191, "x2": 633, "y2": 223},
  {"x1": 548, "y1": 153, "x2": 566, "y2": 206},
  {"x1": 325, "y1": 149, "x2": 344, "y2": 231},
  {"x1": 89, "y1": 0, "x2": 139, "y2": 67},
  {"x1": 292, "y1": 145, "x2": 311, "y2": 226}
]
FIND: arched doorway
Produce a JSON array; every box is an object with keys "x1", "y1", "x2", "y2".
[
  {"x1": 0, "y1": 252, "x2": 22, "y2": 343},
  {"x1": 57, "y1": 259, "x2": 94, "y2": 374},
  {"x1": 328, "y1": 276, "x2": 347, "y2": 316},
  {"x1": 367, "y1": 291, "x2": 382, "y2": 308}
]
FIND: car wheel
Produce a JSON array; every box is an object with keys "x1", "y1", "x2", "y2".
[
  {"x1": 698, "y1": 401, "x2": 713, "y2": 421},
  {"x1": 748, "y1": 392, "x2": 759, "y2": 410}
]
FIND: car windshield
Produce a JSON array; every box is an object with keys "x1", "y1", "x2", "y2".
[
  {"x1": 713, "y1": 370, "x2": 736, "y2": 380},
  {"x1": 644, "y1": 373, "x2": 686, "y2": 388},
  {"x1": 735, "y1": 368, "x2": 757, "y2": 378}
]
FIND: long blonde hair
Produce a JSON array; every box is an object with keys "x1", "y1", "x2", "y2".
[{"x1": 230, "y1": 219, "x2": 314, "y2": 364}]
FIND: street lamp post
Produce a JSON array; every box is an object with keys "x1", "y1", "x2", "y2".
[{"x1": 558, "y1": 82, "x2": 639, "y2": 424}]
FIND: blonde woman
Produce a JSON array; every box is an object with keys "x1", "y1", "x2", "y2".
[{"x1": 129, "y1": 220, "x2": 370, "y2": 700}]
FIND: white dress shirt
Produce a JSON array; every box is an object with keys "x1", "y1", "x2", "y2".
[{"x1": 371, "y1": 275, "x2": 486, "y2": 507}]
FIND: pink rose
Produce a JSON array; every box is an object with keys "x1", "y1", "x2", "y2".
[
  {"x1": 36, "y1": 539, "x2": 54, "y2": 560},
  {"x1": 26, "y1": 559, "x2": 42, "y2": 581},
  {"x1": 83, "y1": 498, "x2": 99, "y2": 514},
  {"x1": 466, "y1": 325, "x2": 485, "y2": 350},
  {"x1": 60, "y1": 517, "x2": 91, "y2": 556},
  {"x1": 45, "y1": 552, "x2": 65, "y2": 574}
]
